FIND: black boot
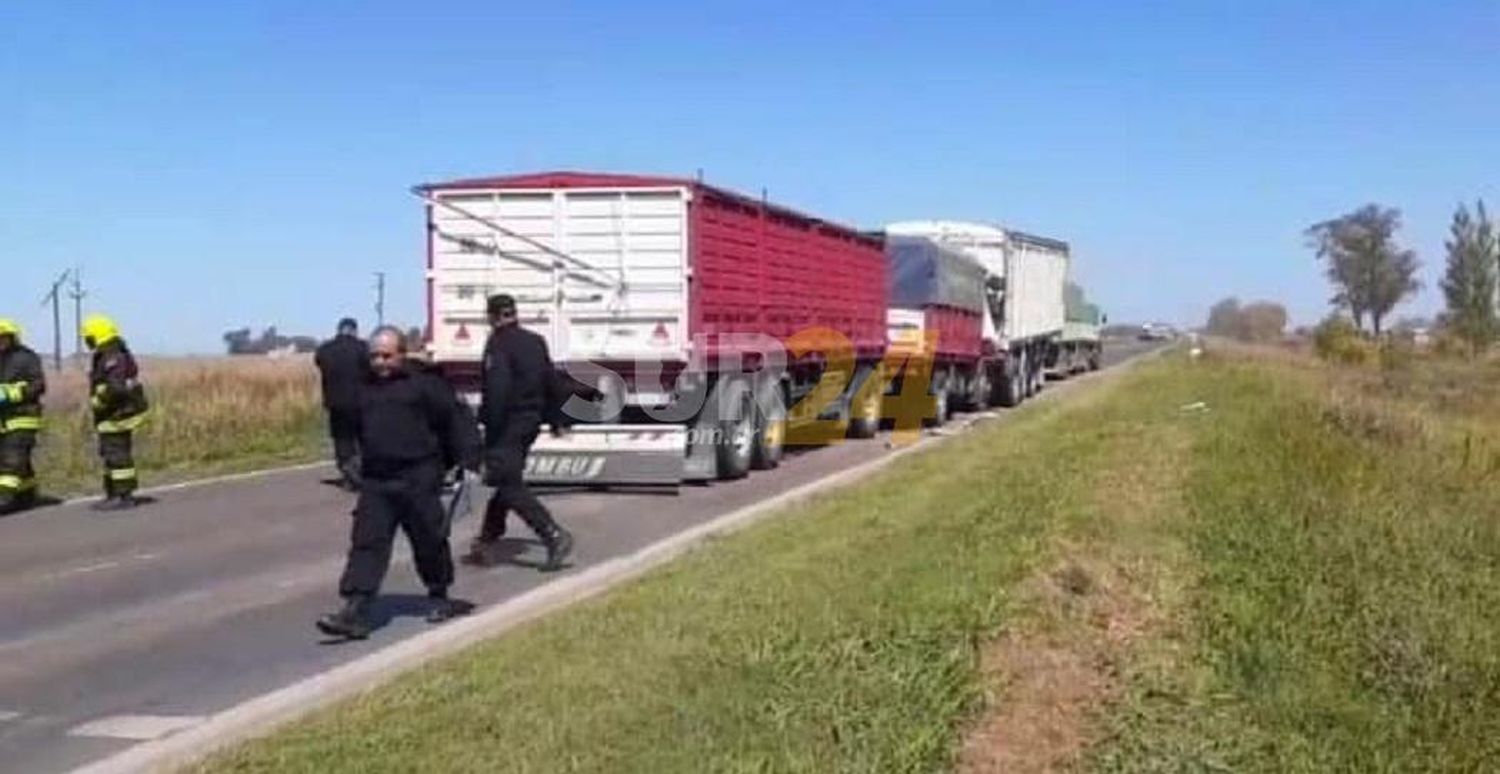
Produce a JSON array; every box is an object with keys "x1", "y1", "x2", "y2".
[
  {"x1": 540, "y1": 526, "x2": 574, "y2": 573},
  {"x1": 91, "y1": 478, "x2": 137, "y2": 512},
  {"x1": 425, "y1": 589, "x2": 476, "y2": 623},
  {"x1": 316, "y1": 596, "x2": 374, "y2": 639}
]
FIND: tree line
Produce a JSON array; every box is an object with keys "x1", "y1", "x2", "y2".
[
  {"x1": 1306, "y1": 201, "x2": 1498, "y2": 354},
  {"x1": 222, "y1": 325, "x2": 427, "y2": 355},
  {"x1": 1205, "y1": 201, "x2": 1499, "y2": 355}
]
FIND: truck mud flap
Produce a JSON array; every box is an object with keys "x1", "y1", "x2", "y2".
[{"x1": 525, "y1": 424, "x2": 687, "y2": 486}]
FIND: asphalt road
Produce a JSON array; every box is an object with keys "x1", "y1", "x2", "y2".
[{"x1": 0, "y1": 340, "x2": 1160, "y2": 774}]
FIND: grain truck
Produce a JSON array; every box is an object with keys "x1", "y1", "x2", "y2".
[
  {"x1": 417, "y1": 172, "x2": 890, "y2": 485},
  {"x1": 882, "y1": 235, "x2": 989, "y2": 423},
  {"x1": 882, "y1": 221, "x2": 1070, "y2": 407}
]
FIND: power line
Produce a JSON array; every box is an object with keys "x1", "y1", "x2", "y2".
[
  {"x1": 39, "y1": 269, "x2": 70, "y2": 371},
  {"x1": 68, "y1": 266, "x2": 86, "y2": 362}
]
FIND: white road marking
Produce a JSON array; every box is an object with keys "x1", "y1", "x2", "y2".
[
  {"x1": 62, "y1": 561, "x2": 120, "y2": 577},
  {"x1": 133, "y1": 553, "x2": 160, "y2": 562},
  {"x1": 0, "y1": 710, "x2": 21, "y2": 722},
  {"x1": 70, "y1": 714, "x2": 205, "y2": 741}
]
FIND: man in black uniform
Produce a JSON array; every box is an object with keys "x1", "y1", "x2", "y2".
[
  {"x1": 0, "y1": 319, "x2": 45, "y2": 514},
  {"x1": 463, "y1": 294, "x2": 574, "y2": 572},
  {"x1": 317, "y1": 326, "x2": 482, "y2": 640},
  {"x1": 82, "y1": 315, "x2": 149, "y2": 512},
  {"x1": 314, "y1": 317, "x2": 369, "y2": 491}
]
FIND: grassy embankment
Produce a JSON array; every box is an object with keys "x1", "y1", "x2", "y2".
[
  {"x1": 202, "y1": 345, "x2": 1500, "y2": 772},
  {"x1": 32, "y1": 356, "x2": 325, "y2": 497}
]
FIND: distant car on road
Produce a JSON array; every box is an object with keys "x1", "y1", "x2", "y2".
[{"x1": 1138, "y1": 323, "x2": 1176, "y2": 341}]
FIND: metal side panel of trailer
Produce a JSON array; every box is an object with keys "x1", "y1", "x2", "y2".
[{"x1": 424, "y1": 184, "x2": 695, "y2": 369}]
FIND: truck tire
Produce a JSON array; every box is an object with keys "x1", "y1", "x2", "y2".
[
  {"x1": 848, "y1": 366, "x2": 883, "y2": 439},
  {"x1": 967, "y1": 370, "x2": 990, "y2": 410},
  {"x1": 928, "y1": 370, "x2": 951, "y2": 426},
  {"x1": 998, "y1": 355, "x2": 1025, "y2": 408},
  {"x1": 714, "y1": 379, "x2": 754, "y2": 480},
  {"x1": 1088, "y1": 346, "x2": 1102, "y2": 371},
  {"x1": 751, "y1": 380, "x2": 785, "y2": 470}
]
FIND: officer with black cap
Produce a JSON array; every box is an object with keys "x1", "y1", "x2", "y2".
[
  {"x1": 314, "y1": 317, "x2": 369, "y2": 490},
  {"x1": 463, "y1": 293, "x2": 574, "y2": 571}
]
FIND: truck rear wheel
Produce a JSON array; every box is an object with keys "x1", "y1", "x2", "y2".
[
  {"x1": 714, "y1": 379, "x2": 754, "y2": 480},
  {"x1": 998, "y1": 356, "x2": 1025, "y2": 408},
  {"x1": 751, "y1": 380, "x2": 785, "y2": 470},
  {"x1": 928, "y1": 371, "x2": 951, "y2": 426},
  {"x1": 848, "y1": 366, "x2": 883, "y2": 439}
]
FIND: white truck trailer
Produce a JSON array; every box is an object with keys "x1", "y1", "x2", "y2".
[{"x1": 883, "y1": 221, "x2": 1070, "y2": 407}]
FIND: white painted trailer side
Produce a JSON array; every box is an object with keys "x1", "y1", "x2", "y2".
[
  {"x1": 1007, "y1": 236, "x2": 1069, "y2": 340},
  {"x1": 422, "y1": 184, "x2": 697, "y2": 486},
  {"x1": 424, "y1": 186, "x2": 694, "y2": 369}
]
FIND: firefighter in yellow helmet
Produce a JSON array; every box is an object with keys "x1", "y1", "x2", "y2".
[
  {"x1": 82, "y1": 315, "x2": 149, "y2": 511},
  {"x1": 0, "y1": 319, "x2": 45, "y2": 514}
]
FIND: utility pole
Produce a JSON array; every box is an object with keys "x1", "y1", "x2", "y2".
[
  {"x1": 68, "y1": 266, "x2": 86, "y2": 362},
  {"x1": 40, "y1": 269, "x2": 70, "y2": 371},
  {"x1": 374, "y1": 272, "x2": 386, "y2": 327}
]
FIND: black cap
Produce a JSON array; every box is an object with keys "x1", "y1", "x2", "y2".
[
  {"x1": 337, "y1": 317, "x2": 358, "y2": 333},
  {"x1": 487, "y1": 294, "x2": 517, "y2": 317}
]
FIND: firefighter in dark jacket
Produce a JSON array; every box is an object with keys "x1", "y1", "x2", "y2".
[
  {"x1": 463, "y1": 294, "x2": 574, "y2": 572},
  {"x1": 83, "y1": 315, "x2": 149, "y2": 512},
  {"x1": 0, "y1": 319, "x2": 45, "y2": 514},
  {"x1": 314, "y1": 317, "x2": 369, "y2": 491},
  {"x1": 317, "y1": 326, "x2": 482, "y2": 640}
]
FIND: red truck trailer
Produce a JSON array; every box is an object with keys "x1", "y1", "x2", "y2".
[
  {"x1": 883, "y1": 235, "x2": 990, "y2": 423},
  {"x1": 417, "y1": 172, "x2": 889, "y2": 485}
]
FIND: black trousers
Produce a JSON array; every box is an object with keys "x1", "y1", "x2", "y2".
[
  {"x1": 479, "y1": 413, "x2": 558, "y2": 542},
  {"x1": 338, "y1": 461, "x2": 455, "y2": 599},
  {"x1": 99, "y1": 431, "x2": 137, "y2": 497},
  {"x1": 0, "y1": 429, "x2": 37, "y2": 506},
  {"x1": 327, "y1": 407, "x2": 361, "y2": 481}
]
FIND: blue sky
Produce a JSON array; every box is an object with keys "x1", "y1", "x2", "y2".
[{"x1": 5, "y1": 1, "x2": 1498, "y2": 353}]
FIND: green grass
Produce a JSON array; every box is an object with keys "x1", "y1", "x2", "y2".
[
  {"x1": 1089, "y1": 351, "x2": 1500, "y2": 772},
  {"x1": 201, "y1": 348, "x2": 1500, "y2": 773}
]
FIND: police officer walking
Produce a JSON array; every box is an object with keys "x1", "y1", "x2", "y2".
[
  {"x1": 0, "y1": 320, "x2": 45, "y2": 514},
  {"x1": 317, "y1": 327, "x2": 481, "y2": 640},
  {"x1": 82, "y1": 315, "x2": 149, "y2": 512},
  {"x1": 314, "y1": 317, "x2": 369, "y2": 491},
  {"x1": 463, "y1": 294, "x2": 574, "y2": 572}
]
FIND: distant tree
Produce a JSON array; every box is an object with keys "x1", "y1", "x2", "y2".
[
  {"x1": 1204, "y1": 297, "x2": 1286, "y2": 342},
  {"x1": 1439, "y1": 200, "x2": 1499, "y2": 356},
  {"x1": 223, "y1": 327, "x2": 253, "y2": 355},
  {"x1": 1306, "y1": 205, "x2": 1421, "y2": 335},
  {"x1": 1206, "y1": 297, "x2": 1242, "y2": 336},
  {"x1": 1238, "y1": 301, "x2": 1289, "y2": 342}
]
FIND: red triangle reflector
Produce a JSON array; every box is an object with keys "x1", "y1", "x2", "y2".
[
  {"x1": 652, "y1": 322, "x2": 670, "y2": 342},
  {"x1": 455, "y1": 323, "x2": 471, "y2": 341}
]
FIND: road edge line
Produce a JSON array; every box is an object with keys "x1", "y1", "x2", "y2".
[{"x1": 72, "y1": 345, "x2": 1163, "y2": 774}]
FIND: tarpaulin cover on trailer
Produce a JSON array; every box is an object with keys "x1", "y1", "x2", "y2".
[
  {"x1": 886, "y1": 236, "x2": 987, "y2": 314},
  {"x1": 1064, "y1": 281, "x2": 1102, "y2": 324}
]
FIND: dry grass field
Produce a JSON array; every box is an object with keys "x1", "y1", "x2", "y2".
[{"x1": 31, "y1": 355, "x2": 326, "y2": 497}]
